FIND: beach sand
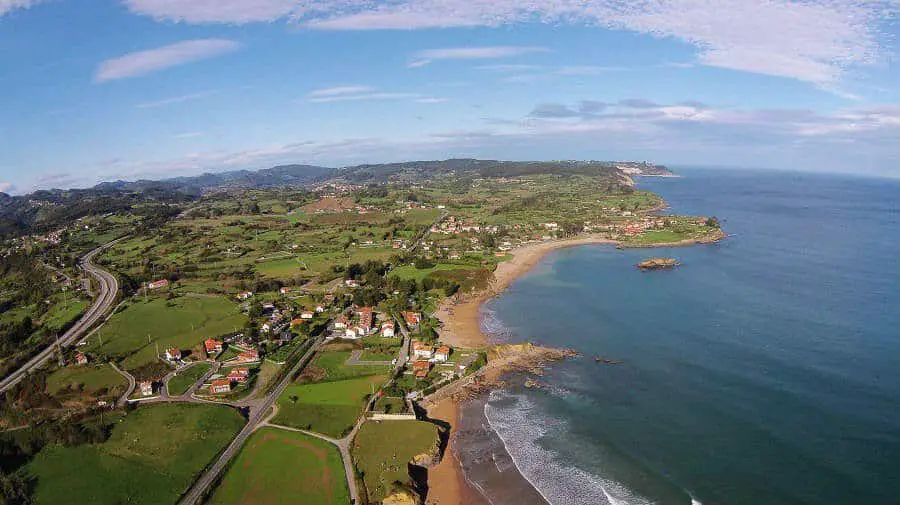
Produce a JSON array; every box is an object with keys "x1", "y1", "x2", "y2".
[
  {"x1": 425, "y1": 398, "x2": 489, "y2": 505},
  {"x1": 435, "y1": 236, "x2": 616, "y2": 349}
]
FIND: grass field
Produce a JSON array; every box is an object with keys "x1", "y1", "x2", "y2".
[
  {"x1": 45, "y1": 364, "x2": 126, "y2": 396},
  {"x1": 86, "y1": 296, "x2": 246, "y2": 370},
  {"x1": 40, "y1": 299, "x2": 88, "y2": 333},
  {"x1": 22, "y1": 403, "x2": 245, "y2": 505},
  {"x1": 209, "y1": 427, "x2": 349, "y2": 505},
  {"x1": 388, "y1": 263, "x2": 475, "y2": 282},
  {"x1": 352, "y1": 421, "x2": 443, "y2": 503},
  {"x1": 274, "y1": 375, "x2": 385, "y2": 438},
  {"x1": 166, "y1": 362, "x2": 212, "y2": 396},
  {"x1": 309, "y1": 351, "x2": 390, "y2": 382}
]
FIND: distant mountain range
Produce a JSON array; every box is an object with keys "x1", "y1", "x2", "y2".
[{"x1": 0, "y1": 159, "x2": 672, "y2": 237}]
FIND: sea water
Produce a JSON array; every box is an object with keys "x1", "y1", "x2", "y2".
[{"x1": 478, "y1": 168, "x2": 900, "y2": 505}]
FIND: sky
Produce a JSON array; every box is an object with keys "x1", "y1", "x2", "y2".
[{"x1": 0, "y1": 0, "x2": 899, "y2": 193}]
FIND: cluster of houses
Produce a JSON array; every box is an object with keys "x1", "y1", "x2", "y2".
[
  {"x1": 429, "y1": 215, "x2": 500, "y2": 236},
  {"x1": 410, "y1": 340, "x2": 452, "y2": 378},
  {"x1": 208, "y1": 366, "x2": 251, "y2": 395}
]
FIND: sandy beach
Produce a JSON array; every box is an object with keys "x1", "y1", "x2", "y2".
[{"x1": 425, "y1": 398, "x2": 489, "y2": 505}]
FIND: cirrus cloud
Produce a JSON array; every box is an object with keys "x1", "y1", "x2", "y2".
[
  {"x1": 95, "y1": 39, "x2": 241, "y2": 82},
  {"x1": 121, "y1": 0, "x2": 898, "y2": 86}
]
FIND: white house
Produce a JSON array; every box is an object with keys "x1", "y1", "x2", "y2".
[
  {"x1": 412, "y1": 341, "x2": 433, "y2": 359},
  {"x1": 381, "y1": 321, "x2": 396, "y2": 338},
  {"x1": 164, "y1": 348, "x2": 181, "y2": 361},
  {"x1": 434, "y1": 345, "x2": 451, "y2": 362},
  {"x1": 139, "y1": 381, "x2": 153, "y2": 396},
  {"x1": 300, "y1": 311, "x2": 315, "y2": 319},
  {"x1": 315, "y1": 305, "x2": 325, "y2": 313},
  {"x1": 344, "y1": 327, "x2": 360, "y2": 339}
]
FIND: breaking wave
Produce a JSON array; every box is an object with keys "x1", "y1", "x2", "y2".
[
  {"x1": 480, "y1": 301, "x2": 516, "y2": 342},
  {"x1": 484, "y1": 390, "x2": 657, "y2": 505}
]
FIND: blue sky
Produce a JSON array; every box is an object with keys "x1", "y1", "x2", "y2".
[{"x1": 1, "y1": 0, "x2": 899, "y2": 193}]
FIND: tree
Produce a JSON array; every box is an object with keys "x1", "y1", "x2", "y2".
[{"x1": 706, "y1": 216, "x2": 720, "y2": 228}]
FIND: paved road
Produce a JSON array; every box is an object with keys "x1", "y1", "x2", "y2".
[
  {"x1": 109, "y1": 362, "x2": 135, "y2": 407},
  {"x1": 177, "y1": 338, "x2": 322, "y2": 505},
  {"x1": 0, "y1": 239, "x2": 123, "y2": 393}
]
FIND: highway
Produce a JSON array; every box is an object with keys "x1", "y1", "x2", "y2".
[{"x1": 0, "y1": 239, "x2": 123, "y2": 393}]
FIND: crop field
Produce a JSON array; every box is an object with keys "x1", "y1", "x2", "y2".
[
  {"x1": 45, "y1": 363, "x2": 126, "y2": 397},
  {"x1": 22, "y1": 403, "x2": 245, "y2": 505},
  {"x1": 274, "y1": 375, "x2": 386, "y2": 438},
  {"x1": 85, "y1": 296, "x2": 246, "y2": 371},
  {"x1": 352, "y1": 421, "x2": 442, "y2": 503},
  {"x1": 166, "y1": 362, "x2": 212, "y2": 396},
  {"x1": 208, "y1": 427, "x2": 349, "y2": 505}
]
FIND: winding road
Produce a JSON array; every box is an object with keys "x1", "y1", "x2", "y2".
[{"x1": 0, "y1": 239, "x2": 123, "y2": 394}]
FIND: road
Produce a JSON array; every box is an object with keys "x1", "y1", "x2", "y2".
[
  {"x1": 177, "y1": 337, "x2": 322, "y2": 505},
  {"x1": 0, "y1": 239, "x2": 123, "y2": 394}
]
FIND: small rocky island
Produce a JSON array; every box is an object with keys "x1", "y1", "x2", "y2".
[{"x1": 637, "y1": 257, "x2": 680, "y2": 270}]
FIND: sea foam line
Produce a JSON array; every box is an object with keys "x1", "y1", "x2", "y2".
[{"x1": 484, "y1": 390, "x2": 657, "y2": 505}]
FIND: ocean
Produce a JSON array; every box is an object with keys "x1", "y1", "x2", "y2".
[{"x1": 469, "y1": 168, "x2": 900, "y2": 505}]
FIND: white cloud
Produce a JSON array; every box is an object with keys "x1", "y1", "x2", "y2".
[
  {"x1": 409, "y1": 46, "x2": 549, "y2": 67},
  {"x1": 0, "y1": 0, "x2": 40, "y2": 17},
  {"x1": 308, "y1": 85, "x2": 375, "y2": 97},
  {"x1": 120, "y1": 0, "x2": 897, "y2": 86},
  {"x1": 308, "y1": 92, "x2": 418, "y2": 103},
  {"x1": 0, "y1": 181, "x2": 16, "y2": 193},
  {"x1": 415, "y1": 97, "x2": 449, "y2": 103},
  {"x1": 136, "y1": 90, "x2": 217, "y2": 108},
  {"x1": 95, "y1": 39, "x2": 240, "y2": 82}
]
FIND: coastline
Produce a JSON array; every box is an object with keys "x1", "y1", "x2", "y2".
[{"x1": 427, "y1": 230, "x2": 726, "y2": 505}]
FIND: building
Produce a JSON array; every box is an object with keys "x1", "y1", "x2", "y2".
[
  {"x1": 300, "y1": 311, "x2": 315, "y2": 319},
  {"x1": 344, "y1": 327, "x2": 360, "y2": 339},
  {"x1": 279, "y1": 287, "x2": 292, "y2": 295},
  {"x1": 413, "y1": 360, "x2": 431, "y2": 379},
  {"x1": 434, "y1": 345, "x2": 451, "y2": 362},
  {"x1": 74, "y1": 352, "x2": 88, "y2": 365},
  {"x1": 164, "y1": 348, "x2": 181, "y2": 361},
  {"x1": 238, "y1": 349, "x2": 259, "y2": 362},
  {"x1": 210, "y1": 379, "x2": 231, "y2": 394},
  {"x1": 205, "y1": 339, "x2": 224, "y2": 354},
  {"x1": 236, "y1": 291, "x2": 254, "y2": 300},
  {"x1": 227, "y1": 367, "x2": 250, "y2": 383},
  {"x1": 334, "y1": 316, "x2": 349, "y2": 329},
  {"x1": 412, "y1": 340, "x2": 433, "y2": 359},
  {"x1": 356, "y1": 307, "x2": 374, "y2": 334},
  {"x1": 401, "y1": 311, "x2": 422, "y2": 329},
  {"x1": 381, "y1": 321, "x2": 396, "y2": 338},
  {"x1": 344, "y1": 279, "x2": 358, "y2": 288},
  {"x1": 139, "y1": 381, "x2": 153, "y2": 396},
  {"x1": 290, "y1": 318, "x2": 305, "y2": 327},
  {"x1": 315, "y1": 305, "x2": 325, "y2": 313},
  {"x1": 147, "y1": 279, "x2": 169, "y2": 290}
]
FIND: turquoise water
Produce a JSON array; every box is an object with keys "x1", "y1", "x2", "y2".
[{"x1": 482, "y1": 169, "x2": 900, "y2": 505}]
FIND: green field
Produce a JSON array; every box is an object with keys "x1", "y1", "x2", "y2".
[
  {"x1": 166, "y1": 362, "x2": 212, "y2": 396},
  {"x1": 22, "y1": 403, "x2": 245, "y2": 505},
  {"x1": 45, "y1": 363, "x2": 126, "y2": 396},
  {"x1": 388, "y1": 263, "x2": 476, "y2": 282},
  {"x1": 274, "y1": 375, "x2": 385, "y2": 438},
  {"x1": 352, "y1": 421, "x2": 443, "y2": 503},
  {"x1": 86, "y1": 296, "x2": 246, "y2": 370},
  {"x1": 40, "y1": 299, "x2": 88, "y2": 333},
  {"x1": 209, "y1": 427, "x2": 349, "y2": 505},
  {"x1": 309, "y1": 351, "x2": 390, "y2": 382}
]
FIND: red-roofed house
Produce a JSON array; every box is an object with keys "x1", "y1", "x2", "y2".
[
  {"x1": 147, "y1": 279, "x2": 169, "y2": 290},
  {"x1": 164, "y1": 348, "x2": 181, "y2": 361},
  {"x1": 205, "y1": 339, "x2": 223, "y2": 354},
  {"x1": 238, "y1": 349, "x2": 259, "y2": 363},
  {"x1": 434, "y1": 346, "x2": 451, "y2": 362},
  {"x1": 412, "y1": 340, "x2": 433, "y2": 359},
  {"x1": 236, "y1": 291, "x2": 254, "y2": 300},
  {"x1": 74, "y1": 352, "x2": 88, "y2": 365},
  {"x1": 139, "y1": 381, "x2": 153, "y2": 396},
  {"x1": 227, "y1": 367, "x2": 250, "y2": 383},
  {"x1": 381, "y1": 321, "x2": 396, "y2": 338},
  {"x1": 210, "y1": 379, "x2": 231, "y2": 394},
  {"x1": 334, "y1": 316, "x2": 350, "y2": 329},
  {"x1": 401, "y1": 311, "x2": 422, "y2": 328},
  {"x1": 300, "y1": 311, "x2": 315, "y2": 319},
  {"x1": 412, "y1": 360, "x2": 431, "y2": 379}
]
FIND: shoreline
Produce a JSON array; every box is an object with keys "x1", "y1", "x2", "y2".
[{"x1": 427, "y1": 231, "x2": 726, "y2": 505}]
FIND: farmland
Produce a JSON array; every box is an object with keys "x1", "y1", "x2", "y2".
[
  {"x1": 22, "y1": 403, "x2": 245, "y2": 505},
  {"x1": 85, "y1": 296, "x2": 246, "y2": 371},
  {"x1": 208, "y1": 427, "x2": 349, "y2": 505},
  {"x1": 273, "y1": 374, "x2": 386, "y2": 438}
]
